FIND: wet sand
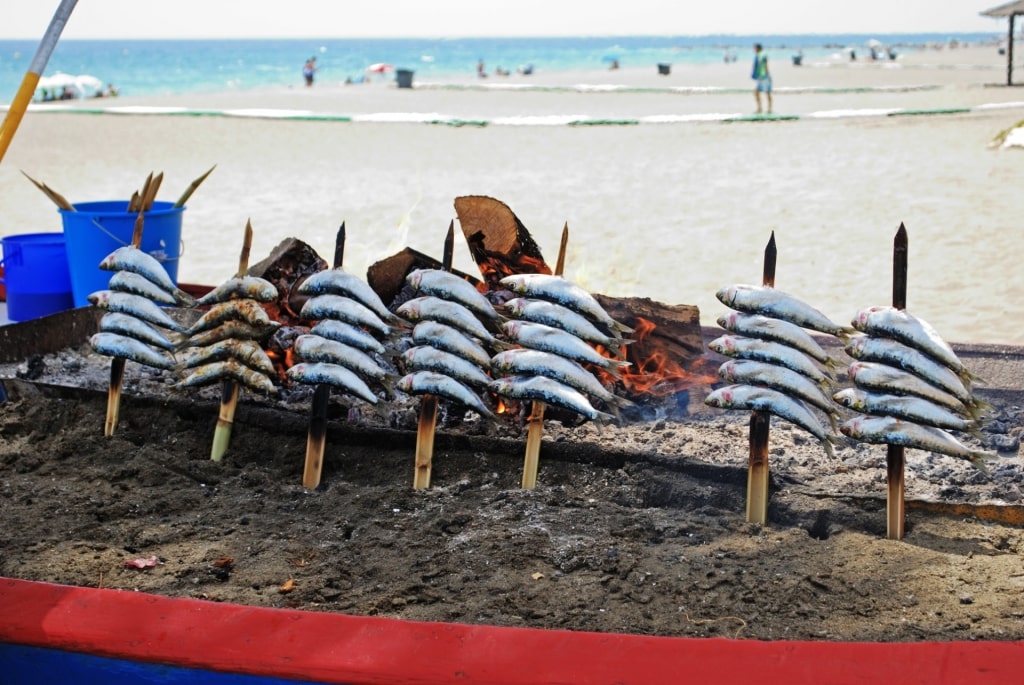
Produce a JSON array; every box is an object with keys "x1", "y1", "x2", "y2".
[{"x1": 1, "y1": 44, "x2": 1022, "y2": 344}]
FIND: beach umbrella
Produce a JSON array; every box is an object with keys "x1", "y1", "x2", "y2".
[
  {"x1": 366, "y1": 63, "x2": 395, "y2": 74},
  {"x1": 0, "y1": 0, "x2": 78, "y2": 164},
  {"x1": 73, "y1": 74, "x2": 103, "y2": 96}
]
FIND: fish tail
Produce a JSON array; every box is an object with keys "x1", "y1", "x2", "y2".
[
  {"x1": 957, "y1": 367, "x2": 985, "y2": 386},
  {"x1": 595, "y1": 408, "x2": 618, "y2": 423},
  {"x1": 173, "y1": 288, "x2": 197, "y2": 307},
  {"x1": 968, "y1": 451, "x2": 993, "y2": 477},
  {"x1": 611, "y1": 320, "x2": 634, "y2": 335},
  {"x1": 834, "y1": 326, "x2": 858, "y2": 343},
  {"x1": 489, "y1": 338, "x2": 516, "y2": 352},
  {"x1": 378, "y1": 374, "x2": 400, "y2": 398},
  {"x1": 822, "y1": 435, "x2": 839, "y2": 459},
  {"x1": 823, "y1": 357, "x2": 845, "y2": 374}
]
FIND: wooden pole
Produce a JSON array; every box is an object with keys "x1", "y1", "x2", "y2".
[
  {"x1": 1008, "y1": 15, "x2": 1016, "y2": 87},
  {"x1": 303, "y1": 223, "x2": 346, "y2": 489},
  {"x1": 0, "y1": 0, "x2": 78, "y2": 164},
  {"x1": 746, "y1": 231, "x2": 776, "y2": 524},
  {"x1": 522, "y1": 223, "x2": 569, "y2": 489},
  {"x1": 413, "y1": 222, "x2": 455, "y2": 489},
  {"x1": 174, "y1": 165, "x2": 216, "y2": 209},
  {"x1": 104, "y1": 213, "x2": 146, "y2": 436},
  {"x1": 887, "y1": 223, "x2": 909, "y2": 540},
  {"x1": 211, "y1": 220, "x2": 253, "y2": 461}
]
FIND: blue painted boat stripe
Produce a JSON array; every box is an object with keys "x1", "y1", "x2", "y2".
[{"x1": 0, "y1": 644, "x2": 312, "y2": 685}]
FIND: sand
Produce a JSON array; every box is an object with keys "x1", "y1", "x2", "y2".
[{"x1": 2, "y1": 43, "x2": 1023, "y2": 345}]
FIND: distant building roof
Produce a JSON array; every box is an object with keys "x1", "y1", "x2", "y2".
[{"x1": 981, "y1": 1, "x2": 1024, "y2": 17}]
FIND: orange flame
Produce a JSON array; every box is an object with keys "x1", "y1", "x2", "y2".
[{"x1": 600, "y1": 317, "x2": 718, "y2": 398}]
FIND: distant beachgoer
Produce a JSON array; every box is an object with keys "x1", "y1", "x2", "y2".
[
  {"x1": 751, "y1": 43, "x2": 772, "y2": 114},
  {"x1": 303, "y1": 57, "x2": 317, "y2": 86},
  {"x1": 609, "y1": 59, "x2": 619, "y2": 70},
  {"x1": 477, "y1": 59, "x2": 487, "y2": 78},
  {"x1": 105, "y1": 83, "x2": 118, "y2": 97}
]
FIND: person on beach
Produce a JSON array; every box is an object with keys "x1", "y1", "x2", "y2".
[
  {"x1": 477, "y1": 59, "x2": 487, "y2": 78},
  {"x1": 751, "y1": 43, "x2": 772, "y2": 114},
  {"x1": 303, "y1": 57, "x2": 317, "y2": 86}
]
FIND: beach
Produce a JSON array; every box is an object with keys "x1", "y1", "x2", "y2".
[{"x1": 2, "y1": 43, "x2": 1023, "y2": 344}]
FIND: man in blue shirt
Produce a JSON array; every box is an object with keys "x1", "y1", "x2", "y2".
[{"x1": 752, "y1": 43, "x2": 772, "y2": 114}]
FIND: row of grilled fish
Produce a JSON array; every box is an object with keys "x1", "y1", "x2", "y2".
[
  {"x1": 706, "y1": 284, "x2": 849, "y2": 457},
  {"x1": 285, "y1": 267, "x2": 405, "y2": 403},
  {"x1": 705, "y1": 284, "x2": 992, "y2": 471},
  {"x1": 87, "y1": 246, "x2": 284, "y2": 395},
  {"x1": 838, "y1": 306, "x2": 993, "y2": 472},
  {"x1": 371, "y1": 269, "x2": 634, "y2": 423}
]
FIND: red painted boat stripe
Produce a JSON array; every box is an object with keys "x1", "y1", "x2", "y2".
[{"x1": 1, "y1": 578, "x2": 1022, "y2": 684}]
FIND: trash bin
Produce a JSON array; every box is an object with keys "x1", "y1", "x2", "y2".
[
  {"x1": 657, "y1": 63, "x2": 671, "y2": 76},
  {"x1": 396, "y1": 69, "x2": 414, "y2": 88}
]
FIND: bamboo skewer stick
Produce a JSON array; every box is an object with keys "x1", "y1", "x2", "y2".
[
  {"x1": 412, "y1": 222, "x2": 455, "y2": 490},
  {"x1": 746, "y1": 231, "x2": 777, "y2": 525},
  {"x1": 303, "y1": 223, "x2": 346, "y2": 489},
  {"x1": 20, "y1": 171, "x2": 75, "y2": 211},
  {"x1": 142, "y1": 171, "x2": 163, "y2": 212},
  {"x1": 104, "y1": 213, "x2": 146, "y2": 436},
  {"x1": 210, "y1": 220, "x2": 253, "y2": 461},
  {"x1": 174, "y1": 165, "x2": 216, "y2": 209},
  {"x1": 521, "y1": 223, "x2": 569, "y2": 490},
  {"x1": 887, "y1": 223, "x2": 909, "y2": 540}
]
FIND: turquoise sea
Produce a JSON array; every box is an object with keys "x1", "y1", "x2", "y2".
[{"x1": 0, "y1": 33, "x2": 1000, "y2": 101}]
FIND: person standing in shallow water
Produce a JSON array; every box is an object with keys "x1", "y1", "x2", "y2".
[
  {"x1": 751, "y1": 43, "x2": 772, "y2": 114},
  {"x1": 303, "y1": 57, "x2": 317, "y2": 86}
]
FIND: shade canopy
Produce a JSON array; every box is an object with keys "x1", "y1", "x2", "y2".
[
  {"x1": 981, "y1": 1, "x2": 1024, "y2": 85},
  {"x1": 982, "y1": 0, "x2": 1024, "y2": 16}
]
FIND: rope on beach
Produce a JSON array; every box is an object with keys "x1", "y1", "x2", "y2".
[{"x1": 7, "y1": 100, "x2": 1024, "y2": 127}]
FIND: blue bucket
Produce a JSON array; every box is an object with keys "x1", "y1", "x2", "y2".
[
  {"x1": 60, "y1": 200, "x2": 185, "y2": 307},
  {"x1": 0, "y1": 233, "x2": 75, "y2": 322}
]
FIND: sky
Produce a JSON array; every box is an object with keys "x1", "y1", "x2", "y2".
[{"x1": 0, "y1": 0, "x2": 1010, "y2": 40}]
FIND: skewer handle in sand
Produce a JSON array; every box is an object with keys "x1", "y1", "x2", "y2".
[
  {"x1": 104, "y1": 214, "x2": 146, "y2": 436},
  {"x1": 211, "y1": 220, "x2": 253, "y2": 461},
  {"x1": 746, "y1": 231, "x2": 776, "y2": 524},
  {"x1": 303, "y1": 223, "x2": 346, "y2": 489},
  {"x1": 412, "y1": 222, "x2": 455, "y2": 490},
  {"x1": 522, "y1": 223, "x2": 569, "y2": 489},
  {"x1": 886, "y1": 223, "x2": 909, "y2": 540}
]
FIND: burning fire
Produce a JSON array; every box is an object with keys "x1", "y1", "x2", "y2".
[{"x1": 602, "y1": 317, "x2": 718, "y2": 398}]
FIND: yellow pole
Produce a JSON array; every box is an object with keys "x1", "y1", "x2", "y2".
[{"x1": 0, "y1": 0, "x2": 79, "y2": 164}]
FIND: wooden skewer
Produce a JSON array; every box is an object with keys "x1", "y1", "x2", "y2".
[
  {"x1": 104, "y1": 213, "x2": 146, "y2": 436},
  {"x1": 210, "y1": 219, "x2": 253, "y2": 461},
  {"x1": 521, "y1": 223, "x2": 569, "y2": 489},
  {"x1": 141, "y1": 171, "x2": 163, "y2": 212},
  {"x1": 20, "y1": 170, "x2": 75, "y2": 211},
  {"x1": 887, "y1": 223, "x2": 909, "y2": 540},
  {"x1": 303, "y1": 223, "x2": 346, "y2": 489},
  {"x1": 746, "y1": 231, "x2": 777, "y2": 525},
  {"x1": 174, "y1": 164, "x2": 216, "y2": 209},
  {"x1": 413, "y1": 221, "x2": 455, "y2": 490}
]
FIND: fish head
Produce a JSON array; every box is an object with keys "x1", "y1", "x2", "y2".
[
  {"x1": 405, "y1": 269, "x2": 425, "y2": 290},
  {"x1": 716, "y1": 311, "x2": 740, "y2": 331},
  {"x1": 504, "y1": 298, "x2": 527, "y2": 316},
  {"x1": 396, "y1": 300, "x2": 420, "y2": 319},
  {"x1": 717, "y1": 360, "x2": 737, "y2": 382},
  {"x1": 846, "y1": 362, "x2": 865, "y2": 380},
  {"x1": 845, "y1": 335, "x2": 867, "y2": 358},
  {"x1": 499, "y1": 275, "x2": 526, "y2": 293},
  {"x1": 708, "y1": 335, "x2": 736, "y2": 355},
  {"x1": 703, "y1": 386, "x2": 734, "y2": 408},
  {"x1": 396, "y1": 374, "x2": 415, "y2": 392},
  {"x1": 488, "y1": 378, "x2": 511, "y2": 394},
  {"x1": 839, "y1": 416, "x2": 866, "y2": 439},
  {"x1": 87, "y1": 290, "x2": 110, "y2": 306},
  {"x1": 832, "y1": 389, "x2": 861, "y2": 410},
  {"x1": 502, "y1": 320, "x2": 522, "y2": 336},
  {"x1": 715, "y1": 285, "x2": 738, "y2": 307}
]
